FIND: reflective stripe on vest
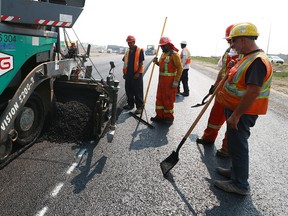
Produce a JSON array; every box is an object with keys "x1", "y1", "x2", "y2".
[
  {"x1": 122, "y1": 47, "x2": 144, "y2": 74},
  {"x1": 225, "y1": 53, "x2": 271, "y2": 98},
  {"x1": 221, "y1": 51, "x2": 272, "y2": 114},
  {"x1": 159, "y1": 55, "x2": 177, "y2": 77}
]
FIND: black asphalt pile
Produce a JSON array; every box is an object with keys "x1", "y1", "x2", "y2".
[{"x1": 39, "y1": 101, "x2": 93, "y2": 144}]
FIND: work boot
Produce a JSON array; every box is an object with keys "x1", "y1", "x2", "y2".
[
  {"x1": 216, "y1": 148, "x2": 230, "y2": 158},
  {"x1": 216, "y1": 167, "x2": 231, "y2": 178},
  {"x1": 196, "y1": 138, "x2": 214, "y2": 145},
  {"x1": 214, "y1": 180, "x2": 249, "y2": 196},
  {"x1": 163, "y1": 118, "x2": 174, "y2": 124},
  {"x1": 180, "y1": 92, "x2": 189, "y2": 97},
  {"x1": 123, "y1": 104, "x2": 134, "y2": 110},
  {"x1": 134, "y1": 108, "x2": 143, "y2": 115},
  {"x1": 150, "y1": 116, "x2": 162, "y2": 122}
]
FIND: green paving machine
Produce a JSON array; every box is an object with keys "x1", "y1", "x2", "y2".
[{"x1": 0, "y1": 0, "x2": 119, "y2": 161}]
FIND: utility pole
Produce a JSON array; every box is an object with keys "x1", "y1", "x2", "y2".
[{"x1": 266, "y1": 22, "x2": 272, "y2": 55}]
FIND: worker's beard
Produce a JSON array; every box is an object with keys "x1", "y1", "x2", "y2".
[{"x1": 161, "y1": 46, "x2": 169, "y2": 53}]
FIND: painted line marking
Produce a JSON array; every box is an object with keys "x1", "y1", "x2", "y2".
[
  {"x1": 35, "y1": 206, "x2": 48, "y2": 216},
  {"x1": 66, "y1": 162, "x2": 78, "y2": 174},
  {"x1": 50, "y1": 182, "x2": 64, "y2": 197}
]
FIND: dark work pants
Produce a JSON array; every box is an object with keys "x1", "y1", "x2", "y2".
[
  {"x1": 125, "y1": 72, "x2": 143, "y2": 109},
  {"x1": 178, "y1": 69, "x2": 189, "y2": 93},
  {"x1": 225, "y1": 108, "x2": 258, "y2": 191}
]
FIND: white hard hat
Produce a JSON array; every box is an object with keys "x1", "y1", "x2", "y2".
[{"x1": 180, "y1": 40, "x2": 187, "y2": 45}]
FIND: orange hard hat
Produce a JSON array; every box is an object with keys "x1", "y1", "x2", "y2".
[
  {"x1": 126, "y1": 35, "x2": 136, "y2": 42},
  {"x1": 224, "y1": 24, "x2": 234, "y2": 39},
  {"x1": 159, "y1": 36, "x2": 171, "y2": 46}
]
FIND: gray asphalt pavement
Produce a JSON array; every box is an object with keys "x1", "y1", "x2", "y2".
[
  {"x1": 0, "y1": 61, "x2": 287, "y2": 216},
  {"x1": 54, "y1": 62, "x2": 286, "y2": 215}
]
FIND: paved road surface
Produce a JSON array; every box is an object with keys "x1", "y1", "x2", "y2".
[{"x1": 0, "y1": 61, "x2": 287, "y2": 216}]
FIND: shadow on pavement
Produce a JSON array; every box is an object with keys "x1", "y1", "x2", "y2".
[
  {"x1": 129, "y1": 121, "x2": 171, "y2": 150},
  {"x1": 71, "y1": 140, "x2": 107, "y2": 194},
  {"x1": 195, "y1": 143, "x2": 261, "y2": 215},
  {"x1": 165, "y1": 173, "x2": 197, "y2": 215}
]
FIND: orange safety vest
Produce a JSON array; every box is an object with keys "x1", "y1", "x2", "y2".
[
  {"x1": 218, "y1": 51, "x2": 272, "y2": 115},
  {"x1": 180, "y1": 48, "x2": 191, "y2": 65},
  {"x1": 122, "y1": 47, "x2": 144, "y2": 75}
]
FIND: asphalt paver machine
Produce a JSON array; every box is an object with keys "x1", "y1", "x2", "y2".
[{"x1": 0, "y1": 0, "x2": 119, "y2": 161}]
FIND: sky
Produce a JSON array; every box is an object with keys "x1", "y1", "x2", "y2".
[{"x1": 68, "y1": 0, "x2": 288, "y2": 57}]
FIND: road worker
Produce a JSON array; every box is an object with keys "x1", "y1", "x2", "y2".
[
  {"x1": 122, "y1": 35, "x2": 145, "y2": 115},
  {"x1": 151, "y1": 36, "x2": 183, "y2": 124},
  {"x1": 65, "y1": 42, "x2": 77, "y2": 58},
  {"x1": 196, "y1": 24, "x2": 242, "y2": 158},
  {"x1": 178, "y1": 40, "x2": 192, "y2": 97},
  {"x1": 214, "y1": 22, "x2": 273, "y2": 195}
]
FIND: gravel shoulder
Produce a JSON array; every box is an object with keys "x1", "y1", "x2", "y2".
[{"x1": 192, "y1": 60, "x2": 288, "y2": 95}]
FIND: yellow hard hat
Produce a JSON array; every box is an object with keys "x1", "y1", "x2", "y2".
[{"x1": 229, "y1": 22, "x2": 259, "y2": 38}]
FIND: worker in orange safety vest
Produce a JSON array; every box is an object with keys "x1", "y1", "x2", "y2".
[
  {"x1": 214, "y1": 22, "x2": 273, "y2": 195},
  {"x1": 196, "y1": 24, "x2": 243, "y2": 158},
  {"x1": 122, "y1": 35, "x2": 145, "y2": 115},
  {"x1": 178, "y1": 40, "x2": 192, "y2": 97},
  {"x1": 151, "y1": 36, "x2": 183, "y2": 124}
]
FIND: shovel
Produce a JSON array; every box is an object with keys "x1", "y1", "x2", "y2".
[{"x1": 160, "y1": 75, "x2": 227, "y2": 176}]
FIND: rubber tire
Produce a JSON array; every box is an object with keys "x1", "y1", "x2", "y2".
[{"x1": 14, "y1": 92, "x2": 45, "y2": 146}]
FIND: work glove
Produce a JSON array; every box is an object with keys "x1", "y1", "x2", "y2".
[
  {"x1": 134, "y1": 72, "x2": 140, "y2": 80},
  {"x1": 208, "y1": 85, "x2": 215, "y2": 94},
  {"x1": 172, "y1": 80, "x2": 179, "y2": 88},
  {"x1": 153, "y1": 57, "x2": 159, "y2": 65}
]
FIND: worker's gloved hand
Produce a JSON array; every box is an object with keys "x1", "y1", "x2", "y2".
[
  {"x1": 209, "y1": 85, "x2": 215, "y2": 94},
  {"x1": 153, "y1": 57, "x2": 158, "y2": 65},
  {"x1": 172, "y1": 80, "x2": 179, "y2": 88},
  {"x1": 134, "y1": 72, "x2": 140, "y2": 80},
  {"x1": 123, "y1": 74, "x2": 126, "y2": 80}
]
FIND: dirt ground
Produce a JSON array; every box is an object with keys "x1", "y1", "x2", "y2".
[
  {"x1": 194, "y1": 60, "x2": 288, "y2": 95},
  {"x1": 269, "y1": 64, "x2": 288, "y2": 95}
]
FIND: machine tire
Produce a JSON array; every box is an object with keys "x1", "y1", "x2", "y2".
[{"x1": 14, "y1": 92, "x2": 45, "y2": 146}]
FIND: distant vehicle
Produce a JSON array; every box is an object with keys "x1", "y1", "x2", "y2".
[
  {"x1": 145, "y1": 45, "x2": 156, "y2": 55},
  {"x1": 268, "y1": 56, "x2": 284, "y2": 64},
  {"x1": 118, "y1": 48, "x2": 126, "y2": 54}
]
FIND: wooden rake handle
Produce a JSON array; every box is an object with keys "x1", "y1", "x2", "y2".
[
  {"x1": 176, "y1": 73, "x2": 228, "y2": 153},
  {"x1": 139, "y1": 17, "x2": 168, "y2": 119}
]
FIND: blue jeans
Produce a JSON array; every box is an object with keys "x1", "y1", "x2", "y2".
[{"x1": 225, "y1": 108, "x2": 258, "y2": 191}]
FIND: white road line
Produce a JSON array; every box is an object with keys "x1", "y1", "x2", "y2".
[
  {"x1": 36, "y1": 159, "x2": 80, "y2": 215},
  {"x1": 35, "y1": 206, "x2": 48, "y2": 216},
  {"x1": 66, "y1": 162, "x2": 78, "y2": 174},
  {"x1": 51, "y1": 182, "x2": 64, "y2": 197}
]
